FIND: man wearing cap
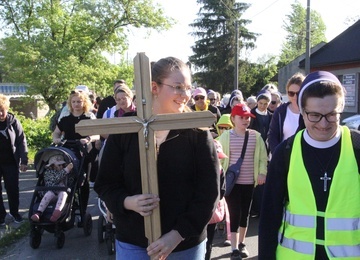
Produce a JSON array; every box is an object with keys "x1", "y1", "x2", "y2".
[
  {"x1": 190, "y1": 87, "x2": 221, "y2": 135},
  {"x1": 259, "y1": 71, "x2": 360, "y2": 260},
  {"x1": 96, "y1": 79, "x2": 126, "y2": 119}
]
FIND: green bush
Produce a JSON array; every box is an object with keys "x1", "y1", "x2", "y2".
[{"x1": 16, "y1": 114, "x2": 52, "y2": 162}]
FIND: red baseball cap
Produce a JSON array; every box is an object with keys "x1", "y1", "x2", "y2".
[{"x1": 231, "y1": 103, "x2": 255, "y2": 118}]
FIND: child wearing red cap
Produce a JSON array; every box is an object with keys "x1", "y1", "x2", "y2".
[{"x1": 217, "y1": 103, "x2": 268, "y2": 259}]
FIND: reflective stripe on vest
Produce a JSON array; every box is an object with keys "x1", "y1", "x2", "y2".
[
  {"x1": 278, "y1": 233, "x2": 315, "y2": 255},
  {"x1": 284, "y1": 209, "x2": 360, "y2": 231},
  {"x1": 284, "y1": 209, "x2": 315, "y2": 228},
  {"x1": 327, "y1": 217, "x2": 360, "y2": 230},
  {"x1": 328, "y1": 245, "x2": 360, "y2": 258},
  {"x1": 276, "y1": 126, "x2": 360, "y2": 259}
]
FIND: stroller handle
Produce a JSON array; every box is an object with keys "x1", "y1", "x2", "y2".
[{"x1": 53, "y1": 139, "x2": 89, "y2": 156}]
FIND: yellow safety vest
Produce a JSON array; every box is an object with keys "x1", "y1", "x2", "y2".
[{"x1": 276, "y1": 126, "x2": 360, "y2": 260}]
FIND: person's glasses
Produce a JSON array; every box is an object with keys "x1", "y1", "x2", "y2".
[
  {"x1": 270, "y1": 101, "x2": 277, "y2": 105},
  {"x1": 288, "y1": 91, "x2": 299, "y2": 97},
  {"x1": 209, "y1": 98, "x2": 216, "y2": 101},
  {"x1": 304, "y1": 110, "x2": 342, "y2": 123},
  {"x1": 160, "y1": 83, "x2": 192, "y2": 96},
  {"x1": 218, "y1": 126, "x2": 231, "y2": 130},
  {"x1": 194, "y1": 96, "x2": 205, "y2": 101},
  {"x1": 115, "y1": 97, "x2": 128, "y2": 102}
]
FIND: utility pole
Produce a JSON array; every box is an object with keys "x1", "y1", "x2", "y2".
[
  {"x1": 305, "y1": 0, "x2": 311, "y2": 74},
  {"x1": 234, "y1": 20, "x2": 239, "y2": 90}
]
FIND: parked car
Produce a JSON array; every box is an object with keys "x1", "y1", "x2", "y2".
[{"x1": 342, "y1": 114, "x2": 360, "y2": 130}]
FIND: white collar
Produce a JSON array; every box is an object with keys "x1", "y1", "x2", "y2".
[
  {"x1": 303, "y1": 127, "x2": 341, "y2": 148},
  {"x1": 255, "y1": 108, "x2": 267, "y2": 115}
]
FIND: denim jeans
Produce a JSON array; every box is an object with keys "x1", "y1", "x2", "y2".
[{"x1": 115, "y1": 239, "x2": 206, "y2": 260}]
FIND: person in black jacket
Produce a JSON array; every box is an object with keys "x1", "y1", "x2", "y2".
[
  {"x1": 259, "y1": 71, "x2": 360, "y2": 260},
  {"x1": 0, "y1": 94, "x2": 28, "y2": 225},
  {"x1": 267, "y1": 72, "x2": 305, "y2": 155},
  {"x1": 95, "y1": 57, "x2": 219, "y2": 260}
]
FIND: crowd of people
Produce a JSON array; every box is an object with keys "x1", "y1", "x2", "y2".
[{"x1": 0, "y1": 57, "x2": 359, "y2": 260}]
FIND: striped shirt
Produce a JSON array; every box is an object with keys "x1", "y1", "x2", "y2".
[{"x1": 229, "y1": 129, "x2": 256, "y2": 185}]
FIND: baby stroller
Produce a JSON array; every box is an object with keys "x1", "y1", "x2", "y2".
[
  {"x1": 97, "y1": 198, "x2": 115, "y2": 255},
  {"x1": 28, "y1": 141, "x2": 93, "y2": 249}
]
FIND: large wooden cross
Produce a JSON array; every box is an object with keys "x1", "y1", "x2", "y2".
[{"x1": 76, "y1": 53, "x2": 215, "y2": 244}]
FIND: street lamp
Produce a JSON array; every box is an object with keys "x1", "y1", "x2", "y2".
[
  {"x1": 305, "y1": 0, "x2": 311, "y2": 74},
  {"x1": 234, "y1": 20, "x2": 239, "y2": 90}
]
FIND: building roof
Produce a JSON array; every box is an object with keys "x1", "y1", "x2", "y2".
[{"x1": 299, "y1": 19, "x2": 360, "y2": 68}]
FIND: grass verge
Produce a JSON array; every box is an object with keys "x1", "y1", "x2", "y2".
[{"x1": 0, "y1": 221, "x2": 30, "y2": 256}]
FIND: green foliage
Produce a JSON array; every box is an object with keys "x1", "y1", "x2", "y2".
[
  {"x1": 189, "y1": 0, "x2": 258, "y2": 94},
  {"x1": 0, "y1": 0, "x2": 172, "y2": 111},
  {"x1": 278, "y1": 0, "x2": 326, "y2": 66},
  {"x1": 238, "y1": 56, "x2": 278, "y2": 97},
  {"x1": 0, "y1": 222, "x2": 30, "y2": 256},
  {"x1": 16, "y1": 114, "x2": 52, "y2": 156}
]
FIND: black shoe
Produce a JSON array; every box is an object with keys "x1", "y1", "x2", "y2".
[
  {"x1": 9, "y1": 213, "x2": 24, "y2": 224},
  {"x1": 230, "y1": 249, "x2": 242, "y2": 260},
  {"x1": 238, "y1": 243, "x2": 249, "y2": 258}
]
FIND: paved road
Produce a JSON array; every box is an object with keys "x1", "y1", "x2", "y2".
[{"x1": 1, "y1": 170, "x2": 259, "y2": 259}]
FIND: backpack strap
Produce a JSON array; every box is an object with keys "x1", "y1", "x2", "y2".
[{"x1": 106, "y1": 108, "x2": 111, "y2": 118}]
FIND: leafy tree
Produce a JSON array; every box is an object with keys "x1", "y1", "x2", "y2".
[
  {"x1": 278, "y1": 0, "x2": 326, "y2": 67},
  {"x1": 237, "y1": 55, "x2": 278, "y2": 98},
  {"x1": 0, "y1": 0, "x2": 172, "y2": 111},
  {"x1": 189, "y1": 0, "x2": 258, "y2": 94}
]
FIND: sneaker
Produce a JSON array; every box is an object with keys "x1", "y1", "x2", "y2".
[
  {"x1": 223, "y1": 239, "x2": 231, "y2": 246},
  {"x1": 9, "y1": 213, "x2": 24, "y2": 224},
  {"x1": 238, "y1": 243, "x2": 249, "y2": 258},
  {"x1": 230, "y1": 249, "x2": 242, "y2": 260},
  {"x1": 50, "y1": 209, "x2": 62, "y2": 222}
]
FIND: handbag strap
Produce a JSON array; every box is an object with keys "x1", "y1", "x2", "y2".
[
  {"x1": 232, "y1": 130, "x2": 249, "y2": 165},
  {"x1": 240, "y1": 130, "x2": 249, "y2": 159}
]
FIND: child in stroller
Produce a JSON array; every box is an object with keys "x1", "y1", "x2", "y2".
[
  {"x1": 31, "y1": 155, "x2": 73, "y2": 223},
  {"x1": 29, "y1": 145, "x2": 92, "y2": 249}
]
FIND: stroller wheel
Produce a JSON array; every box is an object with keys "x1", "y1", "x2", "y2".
[
  {"x1": 55, "y1": 231, "x2": 65, "y2": 249},
  {"x1": 106, "y1": 232, "x2": 115, "y2": 255},
  {"x1": 29, "y1": 229, "x2": 42, "y2": 249},
  {"x1": 97, "y1": 215, "x2": 105, "y2": 243},
  {"x1": 83, "y1": 213, "x2": 93, "y2": 236}
]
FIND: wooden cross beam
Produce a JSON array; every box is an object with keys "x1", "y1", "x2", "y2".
[{"x1": 76, "y1": 53, "x2": 215, "y2": 244}]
